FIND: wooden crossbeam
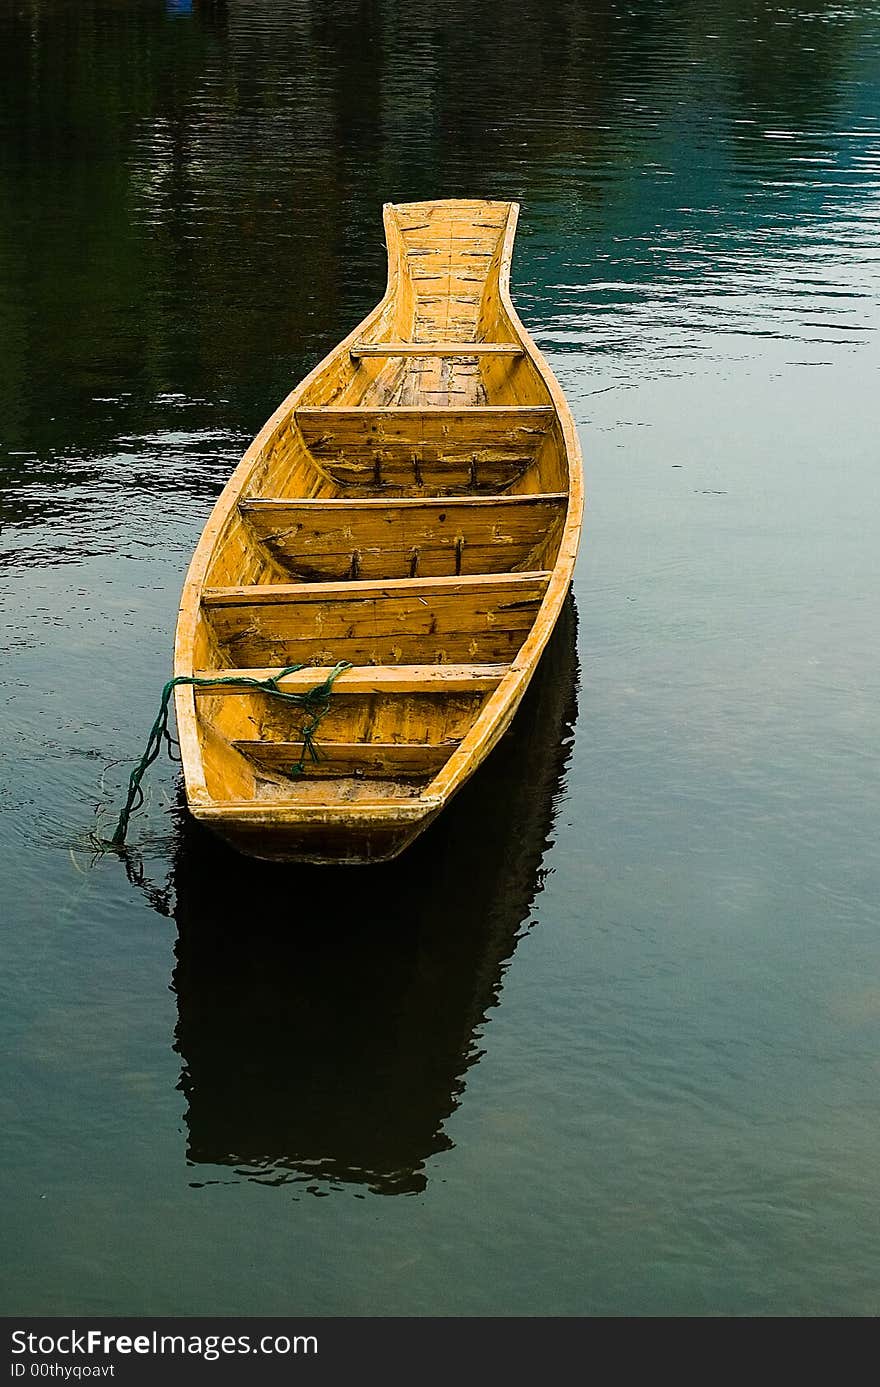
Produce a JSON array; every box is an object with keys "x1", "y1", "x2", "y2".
[
  {"x1": 350, "y1": 341, "x2": 523, "y2": 359},
  {"x1": 233, "y1": 739, "x2": 457, "y2": 779},
  {"x1": 190, "y1": 664, "x2": 508, "y2": 696},
  {"x1": 200, "y1": 571, "x2": 551, "y2": 668},
  {"x1": 203, "y1": 570, "x2": 550, "y2": 606}
]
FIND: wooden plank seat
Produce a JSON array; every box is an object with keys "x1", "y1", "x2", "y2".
[
  {"x1": 201, "y1": 571, "x2": 551, "y2": 667},
  {"x1": 232, "y1": 739, "x2": 458, "y2": 780},
  {"x1": 191, "y1": 663, "x2": 508, "y2": 695},
  {"x1": 350, "y1": 341, "x2": 524, "y2": 358},
  {"x1": 296, "y1": 405, "x2": 552, "y2": 454},
  {"x1": 239, "y1": 492, "x2": 567, "y2": 581},
  {"x1": 294, "y1": 405, "x2": 553, "y2": 491}
]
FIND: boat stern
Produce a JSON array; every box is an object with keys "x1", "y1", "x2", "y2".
[{"x1": 189, "y1": 794, "x2": 444, "y2": 866}]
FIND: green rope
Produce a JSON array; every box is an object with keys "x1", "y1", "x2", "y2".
[{"x1": 108, "y1": 662, "x2": 351, "y2": 848}]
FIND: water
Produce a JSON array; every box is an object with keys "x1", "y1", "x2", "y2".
[{"x1": 2, "y1": 0, "x2": 879, "y2": 1317}]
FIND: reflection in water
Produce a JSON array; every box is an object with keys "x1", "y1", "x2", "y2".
[{"x1": 170, "y1": 598, "x2": 578, "y2": 1195}]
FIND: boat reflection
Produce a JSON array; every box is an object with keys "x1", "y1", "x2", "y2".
[{"x1": 171, "y1": 595, "x2": 579, "y2": 1195}]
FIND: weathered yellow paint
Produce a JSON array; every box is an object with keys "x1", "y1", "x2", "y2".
[{"x1": 173, "y1": 199, "x2": 584, "y2": 863}]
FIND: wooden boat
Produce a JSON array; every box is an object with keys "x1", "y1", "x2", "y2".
[{"x1": 174, "y1": 198, "x2": 583, "y2": 863}]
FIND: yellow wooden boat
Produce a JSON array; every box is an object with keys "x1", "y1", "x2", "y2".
[{"x1": 173, "y1": 198, "x2": 583, "y2": 863}]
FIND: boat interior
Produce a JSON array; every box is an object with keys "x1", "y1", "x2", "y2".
[{"x1": 182, "y1": 200, "x2": 572, "y2": 812}]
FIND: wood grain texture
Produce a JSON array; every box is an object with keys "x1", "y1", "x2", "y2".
[
  {"x1": 233, "y1": 739, "x2": 457, "y2": 779},
  {"x1": 202, "y1": 571, "x2": 551, "y2": 668},
  {"x1": 240, "y1": 493, "x2": 565, "y2": 580},
  {"x1": 350, "y1": 342, "x2": 523, "y2": 358},
  {"x1": 296, "y1": 405, "x2": 552, "y2": 456}
]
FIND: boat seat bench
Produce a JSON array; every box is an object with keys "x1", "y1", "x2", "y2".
[
  {"x1": 296, "y1": 406, "x2": 553, "y2": 457},
  {"x1": 232, "y1": 739, "x2": 458, "y2": 779},
  {"x1": 190, "y1": 664, "x2": 508, "y2": 695},
  {"x1": 349, "y1": 341, "x2": 524, "y2": 359},
  {"x1": 200, "y1": 571, "x2": 551, "y2": 667},
  {"x1": 239, "y1": 492, "x2": 566, "y2": 580},
  {"x1": 202, "y1": 571, "x2": 551, "y2": 605}
]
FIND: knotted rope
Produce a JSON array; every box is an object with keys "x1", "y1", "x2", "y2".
[{"x1": 108, "y1": 662, "x2": 351, "y2": 847}]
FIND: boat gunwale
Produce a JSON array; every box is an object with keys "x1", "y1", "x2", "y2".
[{"x1": 173, "y1": 198, "x2": 584, "y2": 834}]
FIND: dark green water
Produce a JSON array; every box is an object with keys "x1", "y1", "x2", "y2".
[{"x1": 2, "y1": 0, "x2": 880, "y2": 1316}]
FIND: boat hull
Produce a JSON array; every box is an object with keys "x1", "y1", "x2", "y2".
[
  {"x1": 192, "y1": 808, "x2": 437, "y2": 866},
  {"x1": 173, "y1": 199, "x2": 583, "y2": 864}
]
